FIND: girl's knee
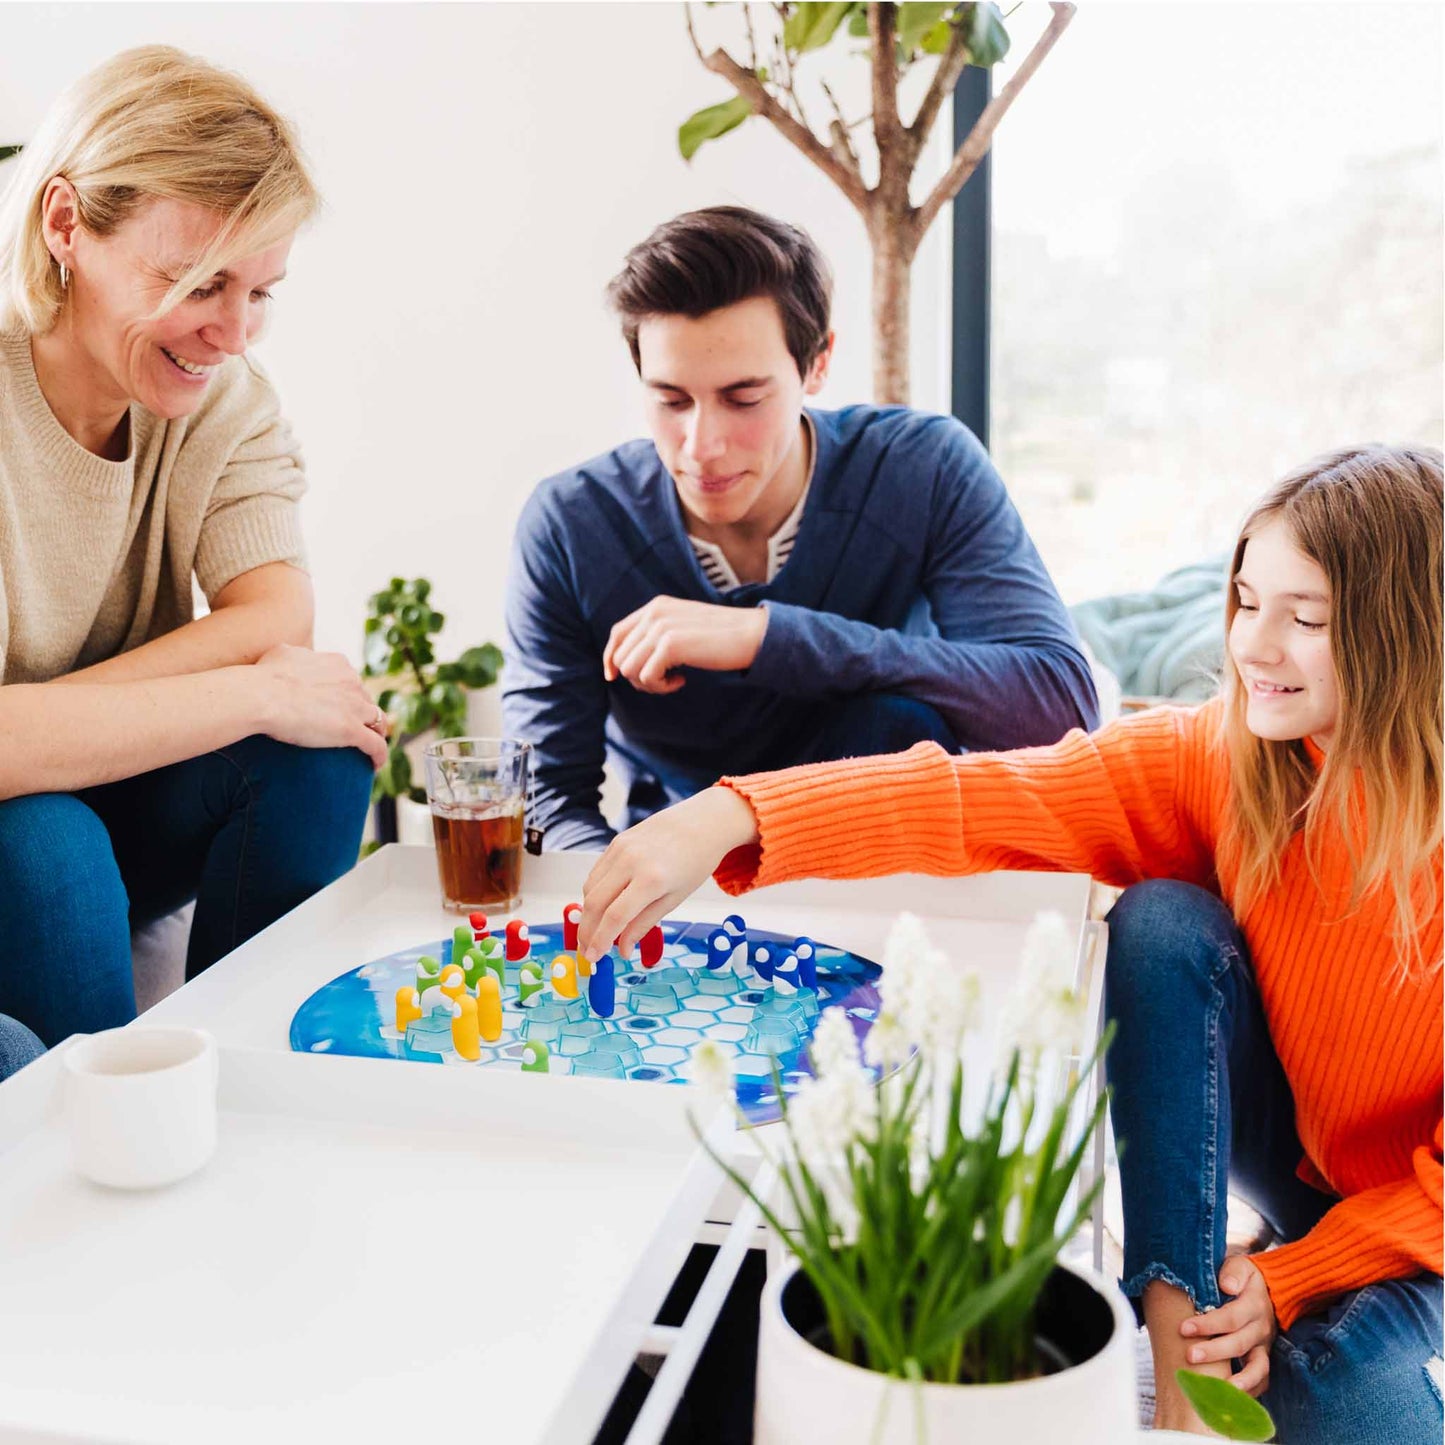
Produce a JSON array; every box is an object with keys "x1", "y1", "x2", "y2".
[{"x1": 1105, "y1": 879, "x2": 1239, "y2": 1000}]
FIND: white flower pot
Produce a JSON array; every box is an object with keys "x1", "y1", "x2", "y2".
[{"x1": 755, "y1": 1258, "x2": 1137, "y2": 1445}]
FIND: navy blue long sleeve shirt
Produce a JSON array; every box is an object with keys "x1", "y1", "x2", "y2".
[{"x1": 503, "y1": 406, "x2": 1098, "y2": 852}]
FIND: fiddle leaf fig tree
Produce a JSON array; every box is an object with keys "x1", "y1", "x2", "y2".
[
  {"x1": 362, "y1": 577, "x2": 502, "y2": 805},
  {"x1": 678, "y1": 2, "x2": 1076, "y2": 405}
]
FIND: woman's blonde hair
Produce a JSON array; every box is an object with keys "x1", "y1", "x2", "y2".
[
  {"x1": 0, "y1": 45, "x2": 317, "y2": 334},
  {"x1": 1219, "y1": 445, "x2": 1443, "y2": 975}
]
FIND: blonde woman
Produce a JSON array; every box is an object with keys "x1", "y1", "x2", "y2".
[
  {"x1": 0, "y1": 47, "x2": 386, "y2": 1072},
  {"x1": 578, "y1": 446, "x2": 1443, "y2": 1442}
]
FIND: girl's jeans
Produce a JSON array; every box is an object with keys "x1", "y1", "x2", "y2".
[
  {"x1": 1105, "y1": 879, "x2": 1443, "y2": 1444},
  {"x1": 0, "y1": 736, "x2": 372, "y2": 1048}
]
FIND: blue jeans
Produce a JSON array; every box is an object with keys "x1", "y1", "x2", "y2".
[
  {"x1": 621, "y1": 692, "x2": 958, "y2": 829},
  {"x1": 0, "y1": 736, "x2": 372, "y2": 1048},
  {"x1": 1105, "y1": 879, "x2": 1443, "y2": 1444},
  {"x1": 0, "y1": 1014, "x2": 44, "y2": 1081}
]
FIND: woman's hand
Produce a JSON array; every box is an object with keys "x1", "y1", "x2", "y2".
[
  {"x1": 253, "y1": 644, "x2": 389, "y2": 769},
  {"x1": 1180, "y1": 1256, "x2": 1278, "y2": 1396},
  {"x1": 578, "y1": 786, "x2": 760, "y2": 961}
]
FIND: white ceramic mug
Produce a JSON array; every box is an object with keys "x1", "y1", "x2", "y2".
[{"x1": 63, "y1": 1027, "x2": 219, "y2": 1189}]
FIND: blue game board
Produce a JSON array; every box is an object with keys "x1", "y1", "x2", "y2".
[{"x1": 289, "y1": 918, "x2": 885, "y2": 1124}]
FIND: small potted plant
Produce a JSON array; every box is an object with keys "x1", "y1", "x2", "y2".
[
  {"x1": 362, "y1": 577, "x2": 503, "y2": 844},
  {"x1": 691, "y1": 910, "x2": 1278, "y2": 1442}
]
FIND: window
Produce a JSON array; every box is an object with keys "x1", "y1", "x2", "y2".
[{"x1": 986, "y1": 2, "x2": 1443, "y2": 602}]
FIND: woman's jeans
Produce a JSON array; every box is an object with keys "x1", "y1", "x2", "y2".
[
  {"x1": 1105, "y1": 879, "x2": 1443, "y2": 1444},
  {"x1": 0, "y1": 1014, "x2": 44, "y2": 1081},
  {"x1": 0, "y1": 736, "x2": 372, "y2": 1048}
]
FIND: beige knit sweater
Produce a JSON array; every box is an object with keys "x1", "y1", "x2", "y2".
[{"x1": 0, "y1": 328, "x2": 307, "y2": 685}]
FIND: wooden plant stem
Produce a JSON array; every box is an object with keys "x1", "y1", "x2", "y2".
[{"x1": 915, "y1": 2, "x2": 1076, "y2": 238}]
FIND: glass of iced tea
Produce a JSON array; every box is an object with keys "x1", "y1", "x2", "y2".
[{"x1": 423, "y1": 738, "x2": 531, "y2": 913}]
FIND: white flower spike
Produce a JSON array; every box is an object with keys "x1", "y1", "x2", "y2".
[{"x1": 688, "y1": 1039, "x2": 736, "y2": 1103}]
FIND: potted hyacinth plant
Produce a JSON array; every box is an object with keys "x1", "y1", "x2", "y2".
[
  {"x1": 690, "y1": 911, "x2": 1133, "y2": 1442},
  {"x1": 691, "y1": 910, "x2": 1278, "y2": 1443}
]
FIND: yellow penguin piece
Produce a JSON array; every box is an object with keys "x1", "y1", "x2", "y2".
[
  {"x1": 439, "y1": 963, "x2": 467, "y2": 1002},
  {"x1": 550, "y1": 953, "x2": 580, "y2": 1000},
  {"x1": 395, "y1": 985, "x2": 422, "y2": 1033},
  {"x1": 450, "y1": 994, "x2": 481, "y2": 1061},
  {"x1": 476, "y1": 974, "x2": 504, "y2": 1041},
  {"x1": 576, "y1": 951, "x2": 595, "y2": 979}
]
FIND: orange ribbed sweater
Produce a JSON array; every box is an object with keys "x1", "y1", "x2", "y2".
[{"x1": 716, "y1": 699, "x2": 1443, "y2": 1330}]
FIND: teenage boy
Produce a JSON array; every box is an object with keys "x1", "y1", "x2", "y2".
[{"x1": 503, "y1": 207, "x2": 1097, "y2": 852}]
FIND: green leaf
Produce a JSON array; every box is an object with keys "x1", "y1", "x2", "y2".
[
  {"x1": 413, "y1": 579, "x2": 431, "y2": 602},
  {"x1": 920, "y1": 18, "x2": 953, "y2": 54},
  {"x1": 847, "y1": 6, "x2": 870, "y2": 35},
  {"x1": 966, "y1": 2, "x2": 1010, "y2": 67},
  {"x1": 784, "y1": 1, "x2": 856, "y2": 52},
  {"x1": 897, "y1": 3, "x2": 949, "y2": 51},
  {"x1": 404, "y1": 694, "x2": 436, "y2": 735},
  {"x1": 1175, "y1": 1373, "x2": 1275, "y2": 1441},
  {"x1": 407, "y1": 785, "x2": 428, "y2": 806},
  {"x1": 679, "y1": 93, "x2": 754, "y2": 161},
  {"x1": 0, "y1": 145, "x2": 22, "y2": 164},
  {"x1": 455, "y1": 642, "x2": 503, "y2": 690}
]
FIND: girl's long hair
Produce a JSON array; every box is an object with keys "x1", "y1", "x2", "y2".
[{"x1": 1220, "y1": 445, "x2": 1443, "y2": 975}]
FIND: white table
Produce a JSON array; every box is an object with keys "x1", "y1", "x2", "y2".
[{"x1": 0, "y1": 845, "x2": 1094, "y2": 1444}]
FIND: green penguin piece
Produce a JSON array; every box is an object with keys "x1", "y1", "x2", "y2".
[
  {"x1": 520, "y1": 1039, "x2": 550, "y2": 1074},
  {"x1": 517, "y1": 960, "x2": 545, "y2": 1007},
  {"x1": 452, "y1": 925, "x2": 473, "y2": 964},
  {"x1": 415, "y1": 954, "x2": 443, "y2": 995},
  {"x1": 460, "y1": 948, "x2": 489, "y2": 991}
]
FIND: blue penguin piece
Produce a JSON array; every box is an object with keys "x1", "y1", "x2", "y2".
[
  {"x1": 751, "y1": 943, "x2": 775, "y2": 982},
  {"x1": 588, "y1": 954, "x2": 616, "y2": 1018},
  {"x1": 792, "y1": 937, "x2": 818, "y2": 990},
  {"x1": 771, "y1": 950, "x2": 800, "y2": 996},
  {"x1": 723, "y1": 914, "x2": 747, "y2": 945},
  {"x1": 706, "y1": 928, "x2": 734, "y2": 971}
]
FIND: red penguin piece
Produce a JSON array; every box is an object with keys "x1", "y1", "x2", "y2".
[
  {"x1": 639, "y1": 925, "x2": 665, "y2": 970},
  {"x1": 562, "y1": 902, "x2": 583, "y2": 953},
  {"x1": 469, "y1": 911, "x2": 489, "y2": 943},
  {"x1": 505, "y1": 919, "x2": 531, "y2": 962}
]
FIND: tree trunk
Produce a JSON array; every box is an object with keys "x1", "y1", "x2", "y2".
[{"x1": 869, "y1": 221, "x2": 914, "y2": 406}]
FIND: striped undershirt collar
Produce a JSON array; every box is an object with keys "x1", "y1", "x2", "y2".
[{"x1": 688, "y1": 415, "x2": 816, "y2": 593}]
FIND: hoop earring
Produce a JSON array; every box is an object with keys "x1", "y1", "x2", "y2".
[{"x1": 58, "y1": 262, "x2": 69, "y2": 290}]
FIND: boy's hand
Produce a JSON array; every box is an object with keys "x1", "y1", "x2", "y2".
[
  {"x1": 603, "y1": 597, "x2": 767, "y2": 694},
  {"x1": 1180, "y1": 1256, "x2": 1278, "y2": 1396}
]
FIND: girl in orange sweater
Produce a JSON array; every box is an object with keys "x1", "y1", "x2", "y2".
[{"x1": 578, "y1": 445, "x2": 1443, "y2": 1442}]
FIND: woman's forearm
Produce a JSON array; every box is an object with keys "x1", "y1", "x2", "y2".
[
  {"x1": 55, "y1": 564, "x2": 314, "y2": 687},
  {"x1": 0, "y1": 669, "x2": 268, "y2": 799}
]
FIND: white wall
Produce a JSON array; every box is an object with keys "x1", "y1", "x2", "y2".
[{"x1": 0, "y1": 3, "x2": 953, "y2": 671}]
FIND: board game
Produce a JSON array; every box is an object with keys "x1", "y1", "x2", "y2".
[{"x1": 289, "y1": 908, "x2": 886, "y2": 1123}]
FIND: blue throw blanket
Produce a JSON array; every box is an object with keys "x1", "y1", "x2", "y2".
[{"x1": 1070, "y1": 557, "x2": 1228, "y2": 702}]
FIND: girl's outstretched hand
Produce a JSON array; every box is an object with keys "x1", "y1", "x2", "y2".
[{"x1": 578, "y1": 786, "x2": 760, "y2": 962}]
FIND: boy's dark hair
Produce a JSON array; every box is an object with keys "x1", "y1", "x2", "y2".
[{"x1": 606, "y1": 206, "x2": 833, "y2": 379}]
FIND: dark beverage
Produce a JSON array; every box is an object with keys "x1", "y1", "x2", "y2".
[{"x1": 431, "y1": 801, "x2": 524, "y2": 911}]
